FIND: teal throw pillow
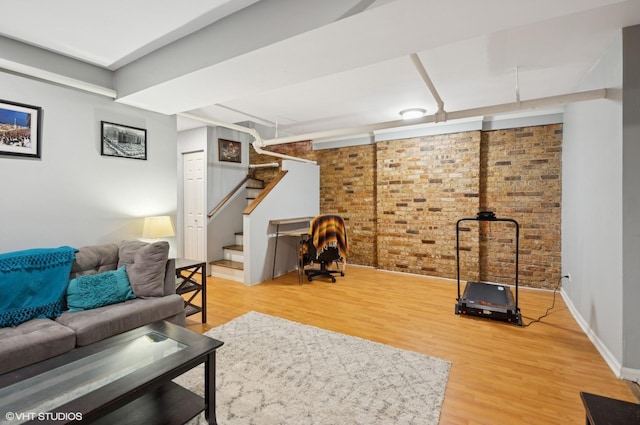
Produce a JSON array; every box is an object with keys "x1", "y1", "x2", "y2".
[{"x1": 66, "y1": 266, "x2": 136, "y2": 312}]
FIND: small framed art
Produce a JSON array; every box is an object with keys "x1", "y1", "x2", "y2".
[
  {"x1": 101, "y1": 121, "x2": 147, "y2": 160},
  {"x1": 0, "y1": 99, "x2": 42, "y2": 159},
  {"x1": 218, "y1": 139, "x2": 241, "y2": 163}
]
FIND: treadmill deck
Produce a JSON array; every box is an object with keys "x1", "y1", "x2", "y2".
[{"x1": 456, "y1": 281, "x2": 522, "y2": 325}]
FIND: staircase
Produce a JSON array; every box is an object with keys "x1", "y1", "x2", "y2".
[
  {"x1": 209, "y1": 232, "x2": 245, "y2": 281},
  {"x1": 209, "y1": 177, "x2": 264, "y2": 283}
]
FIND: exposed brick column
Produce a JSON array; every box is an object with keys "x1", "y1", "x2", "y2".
[
  {"x1": 316, "y1": 145, "x2": 377, "y2": 267},
  {"x1": 479, "y1": 125, "x2": 563, "y2": 289},
  {"x1": 376, "y1": 132, "x2": 481, "y2": 278}
]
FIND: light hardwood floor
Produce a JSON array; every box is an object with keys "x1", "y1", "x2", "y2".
[{"x1": 184, "y1": 266, "x2": 636, "y2": 425}]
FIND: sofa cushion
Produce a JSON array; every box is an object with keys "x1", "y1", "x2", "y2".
[
  {"x1": 0, "y1": 246, "x2": 77, "y2": 328},
  {"x1": 70, "y1": 243, "x2": 119, "y2": 278},
  {"x1": 55, "y1": 294, "x2": 185, "y2": 346},
  {"x1": 0, "y1": 318, "x2": 76, "y2": 374},
  {"x1": 118, "y1": 241, "x2": 169, "y2": 298},
  {"x1": 66, "y1": 266, "x2": 136, "y2": 312}
]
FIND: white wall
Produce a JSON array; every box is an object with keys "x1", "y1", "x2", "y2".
[
  {"x1": 176, "y1": 126, "x2": 209, "y2": 259},
  {"x1": 563, "y1": 25, "x2": 640, "y2": 381},
  {"x1": 562, "y1": 33, "x2": 627, "y2": 376},
  {"x1": 0, "y1": 71, "x2": 177, "y2": 253},
  {"x1": 207, "y1": 127, "x2": 252, "y2": 266},
  {"x1": 244, "y1": 160, "x2": 319, "y2": 285},
  {"x1": 621, "y1": 25, "x2": 640, "y2": 377},
  {"x1": 177, "y1": 125, "x2": 254, "y2": 265},
  {"x1": 208, "y1": 127, "x2": 252, "y2": 210}
]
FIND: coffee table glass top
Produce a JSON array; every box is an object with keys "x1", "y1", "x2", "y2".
[{"x1": 0, "y1": 331, "x2": 185, "y2": 421}]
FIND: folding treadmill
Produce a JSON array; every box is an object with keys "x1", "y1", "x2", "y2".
[{"x1": 454, "y1": 211, "x2": 522, "y2": 326}]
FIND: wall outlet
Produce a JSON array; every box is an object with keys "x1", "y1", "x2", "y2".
[{"x1": 565, "y1": 273, "x2": 572, "y2": 283}]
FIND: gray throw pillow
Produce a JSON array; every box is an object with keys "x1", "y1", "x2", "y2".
[{"x1": 118, "y1": 240, "x2": 169, "y2": 297}]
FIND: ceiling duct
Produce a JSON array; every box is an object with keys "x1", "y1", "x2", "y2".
[{"x1": 178, "y1": 112, "x2": 317, "y2": 164}]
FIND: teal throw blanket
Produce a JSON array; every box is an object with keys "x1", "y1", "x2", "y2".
[{"x1": 0, "y1": 246, "x2": 77, "y2": 328}]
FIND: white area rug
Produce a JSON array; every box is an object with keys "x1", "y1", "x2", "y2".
[{"x1": 174, "y1": 311, "x2": 450, "y2": 425}]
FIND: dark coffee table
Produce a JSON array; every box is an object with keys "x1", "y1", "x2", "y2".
[
  {"x1": 580, "y1": 391, "x2": 640, "y2": 425},
  {"x1": 0, "y1": 321, "x2": 223, "y2": 424}
]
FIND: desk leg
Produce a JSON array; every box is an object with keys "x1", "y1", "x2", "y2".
[
  {"x1": 204, "y1": 351, "x2": 217, "y2": 424},
  {"x1": 272, "y1": 224, "x2": 280, "y2": 280}
]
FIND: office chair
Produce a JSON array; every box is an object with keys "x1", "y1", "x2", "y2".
[{"x1": 299, "y1": 214, "x2": 348, "y2": 283}]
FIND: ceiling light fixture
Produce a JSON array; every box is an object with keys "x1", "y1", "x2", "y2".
[{"x1": 399, "y1": 108, "x2": 426, "y2": 120}]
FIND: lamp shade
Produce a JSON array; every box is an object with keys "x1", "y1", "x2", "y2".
[{"x1": 142, "y1": 216, "x2": 175, "y2": 238}]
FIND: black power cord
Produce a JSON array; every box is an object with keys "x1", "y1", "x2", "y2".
[{"x1": 523, "y1": 275, "x2": 568, "y2": 327}]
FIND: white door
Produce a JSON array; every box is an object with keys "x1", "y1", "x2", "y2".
[{"x1": 183, "y1": 151, "x2": 206, "y2": 262}]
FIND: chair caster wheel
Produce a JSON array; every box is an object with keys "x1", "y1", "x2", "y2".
[
  {"x1": 308, "y1": 276, "x2": 313, "y2": 281},
  {"x1": 340, "y1": 272, "x2": 345, "y2": 276},
  {"x1": 331, "y1": 277, "x2": 336, "y2": 283}
]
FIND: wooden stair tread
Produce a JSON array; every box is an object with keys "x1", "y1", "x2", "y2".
[
  {"x1": 222, "y1": 244, "x2": 243, "y2": 251},
  {"x1": 210, "y1": 259, "x2": 244, "y2": 270}
]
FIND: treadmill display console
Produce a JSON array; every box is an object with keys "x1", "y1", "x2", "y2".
[{"x1": 476, "y1": 211, "x2": 496, "y2": 220}]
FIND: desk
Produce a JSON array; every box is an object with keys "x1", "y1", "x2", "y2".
[
  {"x1": 580, "y1": 391, "x2": 640, "y2": 424},
  {"x1": 175, "y1": 258, "x2": 207, "y2": 323},
  {"x1": 270, "y1": 216, "x2": 314, "y2": 280}
]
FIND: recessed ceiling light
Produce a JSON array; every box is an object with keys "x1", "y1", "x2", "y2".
[{"x1": 399, "y1": 108, "x2": 426, "y2": 120}]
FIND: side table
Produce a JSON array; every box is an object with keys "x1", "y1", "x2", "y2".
[{"x1": 175, "y1": 258, "x2": 207, "y2": 323}]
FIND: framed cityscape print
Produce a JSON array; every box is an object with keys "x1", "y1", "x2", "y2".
[
  {"x1": 101, "y1": 121, "x2": 147, "y2": 160},
  {"x1": 219, "y1": 139, "x2": 241, "y2": 163},
  {"x1": 0, "y1": 99, "x2": 42, "y2": 158}
]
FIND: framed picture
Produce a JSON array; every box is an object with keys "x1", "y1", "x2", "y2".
[
  {"x1": 0, "y1": 99, "x2": 42, "y2": 159},
  {"x1": 219, "y1": 139, "x2": 241, "y2": 163},
  {"x1": 101, "y1": 121, "x2": 147, "y2": 160}
]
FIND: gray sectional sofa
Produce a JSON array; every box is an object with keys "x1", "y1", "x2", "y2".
[{"x1": 0, "y1": 240, "x2": 186, "y2": 375}]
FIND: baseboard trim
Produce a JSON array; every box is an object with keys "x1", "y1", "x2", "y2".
[
  {"x1": 560, "y1": 288, "x2": 625, "y2": 378},
  {"x1": 621, "y1": 367, "x2": 640, "y2": 385},
  {"x1": 627, "y1": 380, "x2": 640, "y2": 402},
  {"x1": 560, "y1": 288, "x2": 640, "y2": 383}
]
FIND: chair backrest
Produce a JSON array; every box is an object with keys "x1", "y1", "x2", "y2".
[{"x1": 308, "y1": 214, "x2": 348, "y2": 260}]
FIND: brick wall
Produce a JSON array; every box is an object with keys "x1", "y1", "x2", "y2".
[
  {"x1": 249, "y1": 124, "x2": 563, "y2": 289},
  {"x1": 315, "y1": 145, "x2": 377, "y2": 267},
  {"x1": 478, "y1": 125, "x2": 563, "y2": 289},
  {"x1": 376, "y1": 132, "x2": 480, "y2": 278},
  {"x1": 248, "y1": 141, "x2": 315, "y2": 184}
]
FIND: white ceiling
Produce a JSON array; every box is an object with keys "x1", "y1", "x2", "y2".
[{"x1": 1, "y1": 0, "x2": 639, "y2": 140}]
